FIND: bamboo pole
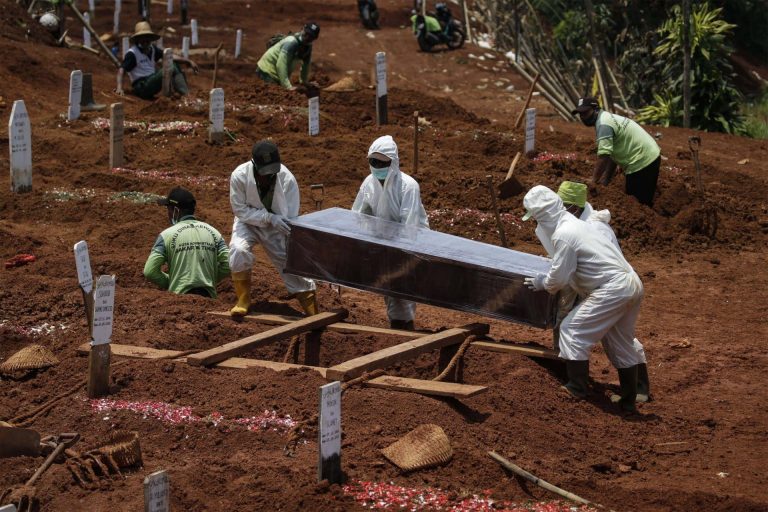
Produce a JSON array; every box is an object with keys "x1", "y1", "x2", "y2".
[
  {"x1": 605, "y1": 61, "x2": 632, "y2": 113},
  {"x1": 515, "y1": 59, "x2": 572, "y2": 119},
  {"x1": 509, "y1": 59, "x2": 571, "y2": 121},
  {"x1": 593, "y1": 57, "x2": 611, "y2": 113},
  {"x1": 66, "y1": 0, "x2": 121, "y2": 68},
  {"x1": 460, "y1": 0, "x2": 473, "y2": 44}
]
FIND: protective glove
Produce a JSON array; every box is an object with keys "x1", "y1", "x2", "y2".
[
  {"x1": 269, "y1": 214, "x2": 291, "y2": 235},
  {"x1": 524, "y1": 273, "x2": 545, "y2": 291}
]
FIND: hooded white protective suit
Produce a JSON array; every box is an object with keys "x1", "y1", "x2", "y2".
[
  {"x1": 524, "y1": 186, "x2": 645, "y2": 367},
  {"x1": 228, "y1": 160, "x2": 315, "y2": 295},
  {"x1": 352, "y1": 135, "x2": 429, "y2": 321}
]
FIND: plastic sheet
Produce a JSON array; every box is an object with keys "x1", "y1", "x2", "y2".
[{"x1": 285, "y1": 208, "x2": 557, "y2": 328}]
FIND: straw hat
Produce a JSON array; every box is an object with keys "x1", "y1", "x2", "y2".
[
  {"x1": 0, "y1": 344, "x2": 59, "y2": 375},
  {"x1": 130, "y1": 21, "x2": 160, "y2": 43},
  {"x1": 381, "y1": 424, "x2": 453, "y2": 472}
]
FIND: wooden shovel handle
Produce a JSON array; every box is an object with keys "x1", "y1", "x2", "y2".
[
  {"x1": 505, "y1": 152, "x2": 521, "y2": 181},
  {"x1": 514, "y1": 73, "x2": 540, "y2": 129}
]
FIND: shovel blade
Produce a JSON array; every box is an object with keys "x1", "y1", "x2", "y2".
[
  {"x1": 0, "y1": 426, "x2": 41, "y2": 458},
  {"x1": 498, "y1": 176, "x2": 525, "y2": 200}
]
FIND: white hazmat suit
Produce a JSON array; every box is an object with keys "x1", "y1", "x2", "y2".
[
  {"x1": 352, "y1": 135, "x2": 429, "y2": 323},
  {"x1": 524, "y1": 186, "x2": 645, "y2": 368},
  {"x1": 228, "y1": 160, "x2": 315, "y2": 295}
]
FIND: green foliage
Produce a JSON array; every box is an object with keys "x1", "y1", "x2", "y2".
[
  {"x1": 740, "y1": 89, "x2": 768, "y2": 139},
  {"x1": 719, "y1": 0, "x2": 768, "y2": 63},
  {"x1": 636, "y1": 3, "x2": 743, "y2": 133}
]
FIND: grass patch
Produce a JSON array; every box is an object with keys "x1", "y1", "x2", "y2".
[{"x1": 741, "y1": 89, "x2": 768, "y2": 139}]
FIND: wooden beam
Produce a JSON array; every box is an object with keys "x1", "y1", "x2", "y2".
[
  {"x1": 207, "y1": 311, "x2": 424, "y2": 338},
  {"x1": 216, "y1": 357, "x2": 327, "y2": 377},
  {"x1": 472, "y1": 341, "x2": 559, "y2": 360},
  {"x1": 325, "y1": 323, "x2": 489, "y2": 381},
  {"x1": 78, "y1": 343, "x2": 183, "y2": 359},
  {"x1": 365, "y1": 375, "x2": 487, "y2": 398},
  {"x1": 187, "y1": 310, "x2": 348, "y2": 367}
]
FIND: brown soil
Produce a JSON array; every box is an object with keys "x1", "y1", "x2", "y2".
[{"x1": 1, "y1": 0, "x2": 767, "y2": 510}]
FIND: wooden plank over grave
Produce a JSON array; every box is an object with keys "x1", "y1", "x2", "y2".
[
  {"x1": 216, "y1": 357, "x2": 327, "y2": 377},
  {"x1": 187, "y1": 310, "x2": 348, "y2": 367},
  {"x1": 365, "y1": 375, "x2": 487, "y2": 398},
  {"x1": 207, "y1": 311, "x2": 424, "y2": 338},
  {"x1": 325, "y1": 323, "x2": 489, "y2": 381},
  {"x1": 472, "y1": 341, "x2": 559, "y2": 360}
]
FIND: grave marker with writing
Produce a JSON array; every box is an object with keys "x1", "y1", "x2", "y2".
[
  {"x1": 318, "y1": 381, "x2": 342, "y2": 483},
  {"x1": 208, "y1": 88, "x2": 225, "y2": 144},
  {"x1": 161, "y1": 48, "x2": 173, "y2": 97},
  {"x1": 524, "y1": 107, "x2": 536, "y2": 154},
  {"x1": 109, "y1": 103, "x2": 124, "y2": 169},
  {"x1": 375, "y1": 52, "x2": 387, "y2": 125},
  {"x1": 143, "y1": 470, "x2": 170, "y2": 512},
  {"x1": 235, "y1": 29, "x2": 242, "y2": 58},
  {"x1": 83, "y1": 12, "x2": 92, "y2": 48},
  {"x1": 9, "y1": 100, "x2": 32, "y2": 194},
  {"x1": 74, "y1": 241, "x2": 93, "y2": 294},
  {"x1": 308, "y1": 96, "x2": 319, "y2": 136},
  {"x1": 190, "y1": 19, "x2": 198, "y2": 45},
  {"x1": 88, "y1": 274, "x2": 115, "y2": 398},
  {"x1": 122, "y1": 36, "x2": 130, "y2": 58},
  {"x1": 68, "y1": 70, "x2": 83, "y2": 121},
  {"x1": 182, "y1": 36, "x2": 190, "y2": 59}
]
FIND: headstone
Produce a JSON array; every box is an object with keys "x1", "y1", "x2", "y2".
[
  {"x1": 156, "y1": 37, "x2": 163, "y2": 49},
  {"x1": 190, "y1": 19, "x2": 198, "y2": 45},
  {"x1": 166, "y1": 0, "x2": 172, "y2": 15},
  {"x1": 109, "y1": 103, "x2": 124, "y2": 169},
  {"x1": 208, "y1": 88, "x2": 225, "y2": 144},
  {"x1": 91, "y1": 275, "x2": 115, "y2": 345},
  {"x1": 308, "y1": 96, "x2": 319, "y2": 136},
  {"x1": 181, "y1": 36, "x2": 190, "y2": 59},
  {"x1": 161, "y1": 48, "x2": 174, "y2": 97},
  {"x1": 318, "y1": 381, "x2": 342, "y2": 483},
  {"x1": 122, "y1": 36, "x2": 130, "y2": 58},
  {"x1": 524, "y1": 107, "x2": 536, "y2": 154},
  {"x1": 0, "y1": 504, "x2": 17, "y2": 512},
  {"x1": 143, "y1": 470, "x2": 170, "y2": 512},
  {"x1": 375, "y1": 52, "x2": 387, "y2": 125},
  {"x1": 113, "y1": 2, "x2": 120, "y2": 34},
  {"x1": 235, "y1": 29, "x2": 242, "y2": 58},
  {"x1": 68, "y1": 70, "x2": 83, "y2": 121},
  {"x1": 74, "y1": 241, "x2": 93, "y2": 294},
  {"x1": 8, "y1": 100, "x2": 32, "y2": 194},
  {"x1": 83, "y1": 12, "x2": 92, "y2": 48},
  {"x1": 80, "y1": 73, "x2": 106, "y2": 111},
  {"x1": 88, "y1": 0, "x2": 95, "y2": 18}
]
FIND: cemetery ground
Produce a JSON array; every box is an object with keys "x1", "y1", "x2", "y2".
[{"x1": 1, "y1": 0, "x2": 768, "y2": 510}]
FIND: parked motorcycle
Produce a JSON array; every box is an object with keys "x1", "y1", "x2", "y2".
[
  {"x1": 412, "y1": 3, "x2": 465, "y2": 52},
  {"x1": 358, "y1": 0, "x2": 380, "y2": 30}
]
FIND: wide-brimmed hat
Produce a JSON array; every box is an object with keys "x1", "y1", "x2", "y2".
[{"x1": 130, "y1": 21, "x2": 160, "y2": 43}]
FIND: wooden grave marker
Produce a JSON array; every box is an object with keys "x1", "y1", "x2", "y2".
[
  {"x1": 318, "y1": 381, "x2": 342, "y2": 483},
  {"x1": 308, "y1": 96, "x2": 319, "y2": 136},
  {"x1": 9, "y1": 100, "x2": 32, "y2": 194},
  {"x1": 68, "y1": 70, "x2": 83, "y2": 121},
  {"x1": 190, "y1": 19, "x2": 198, "y2": 45},
  {"x1": 375, "y1": 51, "x2": 387, "y2": 125},
  {"x1": 109, "y1": 103, "x2": 124, "y2": 169},
  {"x1": 88, "y1": 0, "x2": 95, "y2": 18},
  {"x1": 113, "y1": 0, "x2": 120, "y2": 34},
  {"x1": 122, "y1": 36, "x2": 130, "y2": 58},
  {"x1": 161, "y1": 48, "x2": 174, "y2": 97},
  {"x1": 182, "y1": 36, "x2": 190, "y2": 59},
  {"x1": 235, "y1": 29, "x2": 242, "y2": 58},
  {"x1": 208, "y1": 88, "x2": 225, "y2": 144},
  {"x1": 143, "y1": 470, "x2": 170, "y2": 512},
  {"x1": 88, "y1": 275, "x2": 115, "y2": 398},
  {"x1": 524, "y1": 107, "x2": 536, "y2": 154}
]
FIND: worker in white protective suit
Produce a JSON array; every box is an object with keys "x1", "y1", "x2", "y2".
[
  {"x1": 352, "y1": 135, "x2": 429, "y2": 330},
  {"x1": 228, "y1": 140, "x2": 317, "y2": 317},
  {"x1": 556, "y1": 181, "x2": 651, "y2": 402},
  {"x1": 522, "y1": 185, "x2": 646, "y2": 412}
]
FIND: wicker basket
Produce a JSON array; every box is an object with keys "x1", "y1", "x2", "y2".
[
  {"x1": 99, "y1": 431, "x2": 143, "y2": 468},
  {"x1": 381, "y1": 424, "x2": 453, "y2": 472}
]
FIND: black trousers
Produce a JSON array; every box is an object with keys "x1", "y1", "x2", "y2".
[{"x1": 625, "y1": 156, "x2": 661, "y2": 207}]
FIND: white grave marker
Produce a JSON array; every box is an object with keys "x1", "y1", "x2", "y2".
[
  {"x1": 113, "y1": 4, "x2": 120, "y2": 34},
  {"x1": 182, "y1": 36, "x2": 190, "y2": 58},
  {"x1": 74, "y1": 241, "x2": 93, "y2": 294},
  {"x1": 235, "y1": 29, "x2": 242, "y2": 58},
  {"x1": 161, "y1": 48, "x2": 174, "y2": 96},
  {"x1": 166, "y1": 0, "x2": 172, "y2": 15},
  {"x1": 156, "y1": 37, "x2": 163, "y2": 49},
  {"x1": 190, "y1": 19, "x2": 198, "y2": 45},
  {"x1": 208, "y1": 88, "x2": 225, "y2": 143},
  {"x1": 375, "y1": 51, "x2": 387, "y2": 125},
  {"x1": 68, "y1": 70, "x2": 83, "y2": 121},
  {"x1": 9, "y1": 100, "x2": 32, "y2": 194},
  {"x1": 88, "y1": 0, "x2": 95, "y2": 16},
  {"x1": 122, "y1": 36, "x2": 130, "y2": 58},
  {"x1": 109, "y1": 102, "x2": 124, "y2": 168},
  {"x1": 83, "y1": 12, "x2": 92, "y2": 48},
  {"x1": 0, "y1": 504, "x2": 17, "y2": 512},
  {"x1": 318, "y1": 381, "x2": 342, "y2": 483},
  {"x1": 91, "y1": 275, "x2": 115, "y2": 345},
  {"x1": 143, "y1": 470, "x2": 170, "y2": 512},
  {"x1": 308, "y1": 96, "x2": 319, "y2": 136},
  {"x1": 524, "y1": 107, "x2": 536, "y2": 154}
]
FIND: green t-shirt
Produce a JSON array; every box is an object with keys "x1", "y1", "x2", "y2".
[
  {"x1": 143, "y1": 216, "x2": 230, "y2": 297},
  {"x1": 256, "y1": 35, "x2": 312, "y2": 89},
  {"x1": 411, "y1": 14, "x2": 442, "y2": 33},
  {"x1": 595, "y1": 110, "x2": 661, "y2": 174}
]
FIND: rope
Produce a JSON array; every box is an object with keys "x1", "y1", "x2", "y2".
[
  {"x1": 282, "y1": 336, "x2": 301, "y2": 364},
  {"x1": 433, "y1": 335, "x2": 476, "y2": 382}
]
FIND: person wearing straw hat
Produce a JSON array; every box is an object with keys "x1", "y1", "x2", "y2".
[
  {"x1": 116, "y1": 21, "x2": 199, "y2": 99},
  {"x1": 572, "y1": 96, "x2": 661, "y2": 207},
  {"x1": 522, "y1": 185, "x2": 647, "y2": 412},
  {"x1": 144, "y1": 187, "x2": 230, "y2": 298}
]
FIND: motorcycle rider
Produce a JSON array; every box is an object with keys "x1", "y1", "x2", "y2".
[
  {"x1": 410, "y1": 2, "x2": 464, "y2": 52},
  {"x1": 358, "y1": 0, "x2": 380, "y2": 30}
]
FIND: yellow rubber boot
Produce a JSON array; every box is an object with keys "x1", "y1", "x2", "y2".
[
  {"x1": 230, "y1": 271, "x2": 251, "y2": 317},
  {"x1": 295, "y1": 290, "x2": 318, "y2": 316}
]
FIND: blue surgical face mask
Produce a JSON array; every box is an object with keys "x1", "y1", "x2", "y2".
[{"x1": 371, "y1": 166, "x2": 389, "y2": 181}]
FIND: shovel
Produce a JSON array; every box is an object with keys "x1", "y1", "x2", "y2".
[
  {"x1": 0, "y1": 426, "x2": 42, "y2": 458},
  {"x1": 498, "y1": 152, "x2": 524, "y2": 200},
  {"x1": 688, "y1": 136, "x2": 718, "y2": 238}
]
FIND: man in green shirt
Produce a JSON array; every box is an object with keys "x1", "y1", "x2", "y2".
[
  {"x1": 144, "y1": 187, "x2": 230, "y2": 298},
  {"x1": 572, "y1": 97, "x2": 661, "y2": 206},
  {"x1": 256, "y1": 22, "x2": 319, "y2": 91}
]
